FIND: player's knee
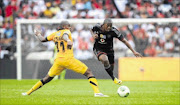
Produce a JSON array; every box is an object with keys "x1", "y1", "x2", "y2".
[
  {"x1": 41, "y1": 75, "x2": 54, "y2": 85},
  {"x1": 99, "y1": 55, "x2": 109, "y2": 64},
  {"x1": 84, "y1": 69, "x2": 94, "y2": 77}
]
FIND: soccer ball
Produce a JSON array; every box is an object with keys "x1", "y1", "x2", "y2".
[{"x1": 117, "y1": 86, "x2": 130, "y2": 97}]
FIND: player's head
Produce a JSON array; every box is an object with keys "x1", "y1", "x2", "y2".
[
  {"x1": 102, "y1": 18, "x2": 112, "y2": 32},
  {"x1": 58, "y1": 21, "x2": 71, "y2": 30}
]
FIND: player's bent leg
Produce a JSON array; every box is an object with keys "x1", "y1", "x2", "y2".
[
  {"x1": 83, "y1": 68, "x2": 94, "y2": 77},
  {"x1": 83, "y1": 68, "x2": 100, "y2": 94},
  {"x1": 22, "y1": 75, "x2": 54, "y2": 96},
  {"x1": 98, "y1": 54, "x2": 109, "y2": 67},
  {"x1": 98, "y1": 55, "x2": 122, "y2": 85},
  {"x1": 84, "y1": 69, "x2": 100, "y2": 93},
  {"x1": 67, "y1": 58, "x2": 108, "y2": 97},
  {"x1": 84, "y1": 69, "x2": 109, "y2": 97},
  {"x1": 99, "y1": 54, "x2": 115, "y2": 80}
]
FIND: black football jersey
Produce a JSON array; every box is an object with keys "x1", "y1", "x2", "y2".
[{"x1": 92, "y1": 23, "x2": 124, "y2": 51}]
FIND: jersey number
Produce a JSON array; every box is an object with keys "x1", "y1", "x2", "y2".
[{"x1": 55, "y1": 41, "x2": 65, "y2": 52}]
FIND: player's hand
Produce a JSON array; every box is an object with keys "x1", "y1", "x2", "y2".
[
  {"x1": 67, "y1": 40, "x2": 73, "y2": 49},
  {"x1": 133, "y1": 52, "x2": 143, "y2": 57},
  {"x1": 34, "y1": 29, "x2": 42, "y2": 36},
  {"x1": 92, "y1": 34, "x2": 98, "y2": 39}
]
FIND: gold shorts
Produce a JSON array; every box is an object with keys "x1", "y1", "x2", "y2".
[{"x1": 48, "y1": 57, "x2": 88, "y2": 77}]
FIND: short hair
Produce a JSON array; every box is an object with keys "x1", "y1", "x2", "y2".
[
  {"x1": 103, "y1": 18, "x2": 112, "y2": 24},
  {"x1": 58, "y1": 21, "x2": 70, "y2": 30}
]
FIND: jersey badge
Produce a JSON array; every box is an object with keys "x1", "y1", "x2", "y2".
[{"x1": 100, "y1": 34, "x2": 106, "y2": 39}]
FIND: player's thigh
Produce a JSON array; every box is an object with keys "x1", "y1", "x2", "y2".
[
  {"x1": 48, "y1": 61, "x2": 65, "y2": 77},
  {"x1": 67, "y1": 58, "x2": 88, "y2": 75},
  {"x1": 93, "y1": 48, "x2": 107, "y2": 60}
]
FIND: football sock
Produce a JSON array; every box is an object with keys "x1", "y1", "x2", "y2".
[
  {"x1": 104, "y1": 65, "x2": 115, "y2": 80},
  {"x1": 88, "y1": 76, "x2": 100, "y2": 93},
  {"x1": 26, "y1": 80, "x2": 43, "y2": 95}
]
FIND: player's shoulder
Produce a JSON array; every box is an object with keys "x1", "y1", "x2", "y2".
[
  {"x1": 92, "y1": 23, "x2": 101, "y2": 32},
  {"x1": 51, "y1": 31, "x2": 59, "y2": 36},
  {"x1": 111, "y1": 27, "x2": 120, "y2": 34},
  {"x1": 62, "y1": 29, "x2": 71, "y2": 34},
  {"x1": 93, "y1": 23, "x2": 101, "y2": 29},
  {"x1": 111, "y1": 26, "x2": 122, "y2": 37},
  {"x1": 111, "y1": 27, "x2": 119, "y2": 32}
]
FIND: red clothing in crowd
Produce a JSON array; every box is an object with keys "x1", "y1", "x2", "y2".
[
  {"x1": 144, "y1": 45, "x2": 157, "y2": 57},
  {"x1": 5, "y1": 4, "x2": 18, "y2": 17}
]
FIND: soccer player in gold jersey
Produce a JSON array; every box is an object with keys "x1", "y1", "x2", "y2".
[{"x1": 22, "y1": 21, "x2": 108, "y2": 97}]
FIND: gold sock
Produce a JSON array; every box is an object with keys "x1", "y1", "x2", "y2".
[
  {"x1": 88, "y1": 77, "x2": 100, "y2": 93},
  {"x1": 26, "y1": 80, "x2": 43, "y2": 95}
]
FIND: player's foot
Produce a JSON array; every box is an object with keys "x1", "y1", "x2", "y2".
[
  {"x1": 94, "y1": 93, "x2": 109, "y2": 97},
  {"x1": 114, "y1": 78, "x2": 122, "y2": 85},
  {"x1": 22, "y1": 92, "x2": 28, "y2": 96}
]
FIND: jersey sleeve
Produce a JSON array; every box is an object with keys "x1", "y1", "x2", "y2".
[
  {"x1": 47, "y1": 32, "x2": 56, "y2": 41},
  {"x1": 113, "y1": 27, "x2": 124, "y2": 41}
]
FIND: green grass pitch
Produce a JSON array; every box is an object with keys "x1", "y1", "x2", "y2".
[{"x1": 0, "y1": 79, "x2": 179, "y2": 105}]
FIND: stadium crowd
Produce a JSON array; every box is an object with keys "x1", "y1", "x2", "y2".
[{"x1": 0, "y1": 0, "x2": 180, "y2": 59}]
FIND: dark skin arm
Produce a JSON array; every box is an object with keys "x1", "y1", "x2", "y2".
[{"x1": 121, "y1": 38, "x2": 143, "y2": 57}]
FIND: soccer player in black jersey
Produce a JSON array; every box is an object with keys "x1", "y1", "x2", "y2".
[{"x1": 91, "y1": 18, "x2": 142, "y2": 85}]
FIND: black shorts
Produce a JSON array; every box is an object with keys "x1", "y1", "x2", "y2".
[{"x1": 93, "y1": 48, "x2": 114, "y2": 64}]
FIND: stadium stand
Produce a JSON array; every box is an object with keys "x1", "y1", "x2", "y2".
[{"x1": 0, "y1": 0, "x2": 180, "y2": 59}]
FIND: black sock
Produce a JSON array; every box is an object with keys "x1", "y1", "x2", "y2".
[{"x1": 105, "y1": 65, "x2": 115, "y2": 80}]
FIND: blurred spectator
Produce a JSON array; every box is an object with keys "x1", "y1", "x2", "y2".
[
  {"x1": 144, "y1": 44, "x2": 157, "y2": 57},
  {"x1": 127, "y1": 25, "x2": 149, "y2": 56},
  {"x1": 76, "y1": 37, "x2": 93, "y2": 60},
  {"x1": 158, "y1": 1, "x2": 172, "y2": 13},
  {"x1": 76, "y1": 0, "x2": 85, "y2": 10},
  {"x1": 43, "y1": 3, "x2": 53, "y2": 18},
  {"x1": 84, "y1": 0, "x2": 92, "y2": 10},
  {"x1": 0, "y1": 9, "x2": 3, "y2": 27},
  {"x1": 4, "y1": 24, "x2": 14, "y2": 38},
  {"x1": 43, "y1": 25, "x2": 56, "y2": 50},
  {"x1": 68, "y1": 6, "x2": 78, "y2": 18},
  {"x1": 50, "y1": 1, "x2": 60, "y2": 15},
  {"x1": 61, "y1": 0, "x2": 71, "y2": 10},
  {"x1": 55, "y1": 5, "x2": 68, "y2": 19},
  {"x1": 5, "y1": 1, "x2": 18, "y2": 23},
  {"x1": 146, "y1": 24, "x2": 158, "y2": 43},
  {"x1": 164, "y1": 39, "x2": 174, "y2": 53},
  {"x1": 2, "y1": 0, "x2": 179, "y2": 21}
]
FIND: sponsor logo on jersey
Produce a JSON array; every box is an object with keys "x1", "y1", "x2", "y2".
[
  {"x1": 100, "y1": 39, "x2": 105, "y2": 42},
  {"x1": 98, "y1": 39, "x2": 107, "y2": 44},
  {"x1": 100, "y1": 34, "x2": 106, "y2": 39}
]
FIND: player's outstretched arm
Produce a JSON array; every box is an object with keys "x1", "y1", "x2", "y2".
[
  {"x1": 121, "y1": 38, "x2": 142, "y2": 57},
  {"x1": 34, "y1": 29, "x2": 48, "y2": 42}
]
